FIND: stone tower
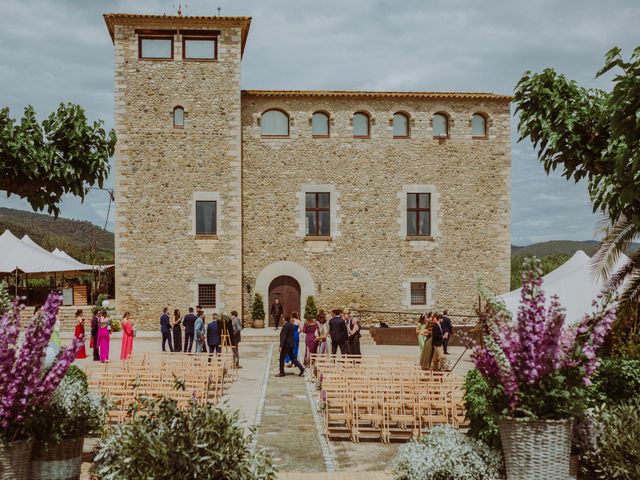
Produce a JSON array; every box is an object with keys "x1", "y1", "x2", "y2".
[{"x1": 104, "y1": 14, "x2": 251, "y2": 323}]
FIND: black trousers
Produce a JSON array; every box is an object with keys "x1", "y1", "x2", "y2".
[
  {"x1": 443, "y1": 337, "x2": 449, "y2": 354},
  {"x1": 279, "y1": 346, "x2": 304, "y2": 374},
  {"x1": 184, "y1": 332, "x2": 194, "y2": 352},
  {"x1": 92, "y1": 337, "x2": 100, "y2": 361},
  {"x1": 173, "y1": 328, "x2": 182, "y2": 352},
  {"x1": 162, "y1": 331, "x2": 173, "y2": 352},
  {"x1": 331, "y1": 341, "x2": 347, "y2": 355},
  {"x1": 349, "y1": 336, "x2": 361, "y2": 356}
]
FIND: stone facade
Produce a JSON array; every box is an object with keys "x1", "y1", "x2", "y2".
[{"x1": 106, "y1": 14, "x2": 511, "y2": 329}]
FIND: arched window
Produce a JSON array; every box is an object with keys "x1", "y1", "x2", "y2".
[
  {"x1": 261, "y1": 109, "x2": 289, "y2": 137},
  {"x1": 173, "y1": 106, "x2": 184, "y2": 128},
  {"x1": 472, "y1": 113, "x2": 487, "y2": 138},
  {"x1": 312, "y1": 111, "x2": 330, "y2": 137},
  {"x1": 353, "y1": 112, "x2": 370, "y2": 138},
  {"x1": 393, "y1": 112, "x2": 410, "y2": 138},
  {"x1": 432, "y1": 113, "x2": 449, "y2": 138}
]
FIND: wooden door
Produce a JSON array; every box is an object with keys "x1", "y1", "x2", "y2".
[{"x1": 268, "y1": 276, "x2": 301, "y2": 327}]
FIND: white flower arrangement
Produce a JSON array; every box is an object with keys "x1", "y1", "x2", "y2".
[{"x1": 393, "y1": 425, "x2": 504, "y2": 480}]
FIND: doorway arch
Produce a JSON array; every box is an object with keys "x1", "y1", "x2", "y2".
[{"x1": 268, "y1": 276, "x2": 301, "y2": 327}]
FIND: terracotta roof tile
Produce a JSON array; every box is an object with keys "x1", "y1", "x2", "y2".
[{"x1": 241, "y1": 90, "x2": 512, "y2": 101}]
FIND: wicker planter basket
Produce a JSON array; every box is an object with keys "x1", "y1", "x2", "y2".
[
  {"x1": 499, "y1": 417, "x2": 574, "y2": 480},
  {"x1": 0, "y1": 438, "x2": 33, "y2": 480},
  {"x1": 30, "y1": 437, "x2": 84, "y2": 480}
]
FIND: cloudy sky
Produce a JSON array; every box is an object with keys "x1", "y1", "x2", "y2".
[{"x1": 1, "y1": 0, "x2": 638, "y2": 244}]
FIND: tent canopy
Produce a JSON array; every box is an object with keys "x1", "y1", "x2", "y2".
[
  {"x1": 0, "y1": 230, "x2": 97, "y2": 274},
  {"x1": 498, "y1": 250, "x2": 626, "y2": 324}
]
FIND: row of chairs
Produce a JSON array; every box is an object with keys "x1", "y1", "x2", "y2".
[{"x1": 310, "y1": 354, "x2": 467, "y2": 443}]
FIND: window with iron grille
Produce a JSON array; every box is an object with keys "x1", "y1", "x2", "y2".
[
  {"x1": 410, "y1": 282, "x2": 427, "y2": 305},
  {"x1": 305, "y1": 192, "x2": 330, "y2": 236},
  {"x1": 198, "y1": 284, "x2": 216, "y2": 308},
  {"x1": 407, "y1": 193, "x2": 431, "y2": 236}
]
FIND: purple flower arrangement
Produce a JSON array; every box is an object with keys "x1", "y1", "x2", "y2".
[
  {"x1": 472, "y1": 258, "x2": 617, "y2": 419},
  {"x1": 0, "y1": 292, "x2": 82, "y2": 442}
]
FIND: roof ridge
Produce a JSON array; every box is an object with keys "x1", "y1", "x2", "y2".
[{"x1": 241, "y1": 90, "x2": 512, "y2": 100}]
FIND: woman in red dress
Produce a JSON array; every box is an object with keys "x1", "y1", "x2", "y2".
[
  {"x1": 120, "y1": 311, "x2": 134, "y2": 360},
  {"x1": 74, "y1": 309, "x2": 88, "y2": 359}
]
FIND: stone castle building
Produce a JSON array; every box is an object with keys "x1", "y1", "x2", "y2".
[{"x1": 104, "y1": 13, "x2": 511, "y2": 329}]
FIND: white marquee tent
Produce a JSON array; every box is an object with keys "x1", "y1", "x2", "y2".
[{"x1": 497, "y1": 250, "x2": 627, "y2": 324}]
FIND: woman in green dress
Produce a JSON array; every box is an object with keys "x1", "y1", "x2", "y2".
[{"x1": 419, "y1": 312, "x2": 434, "y2": 370}]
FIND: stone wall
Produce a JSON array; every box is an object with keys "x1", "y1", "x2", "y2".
[
  {"x1": 241, "y1": 94, "x2": 511, "y2": 325},
  {"x1": 112, "y1": 22, "x2": 244, "y2": 328}
]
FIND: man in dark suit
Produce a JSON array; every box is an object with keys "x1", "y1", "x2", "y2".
[
  {"x1": 441, "y1": 309, "x2": 453, "y2": 355},
  {"x1": 275, "y1": 316, "x2": 305, "y2": 377},
  {"x1": 206, "y1": 315, "x2": 221, "y2": 355},
  {"x1": 431, "y1": 314, "x2": 445, "y2": 369},
  {"x1": 160, "y1": 307, "x2": 173, "y2": 352},
  {"x1": 183, "y1": 307, "x2": 197, "y2": 352},
  {"x1": 270, "y1": 298, "x2": 284, "y2": 330},
  {"x1": 329, "y1": 309, "x2": 348, "y2": 355},
  {"x1": 90, "y1": 313, "x2": 100, "y2": 361}
]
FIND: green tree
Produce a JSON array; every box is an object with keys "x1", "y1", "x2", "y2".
[
  {"x1": 514, "y1": 46, "x2": 640, "y2": 344},
  {"x1": 0, "y1": 103, "x2": 116, "y2": 215},
  {"x1": 251, "y1": 293, "x2": 265, "y2": 324},
  {"x1": 510, "y1": 254, "x2": 570, "y2": 290},
  {"x1": 303, "y1": 295, "x2": 318, "y2": 319}
]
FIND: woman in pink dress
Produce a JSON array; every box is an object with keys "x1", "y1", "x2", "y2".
[
  {"x1": 74, "y1": 309, "x2": 87, "y2": 359},
  {"x1": 120, "y1": 311, "x2": 134, "y2": 360},
  {"x1": 302, "y1": 316, "x2": 319, "y2": 367},
  {"x1": 98, "y1": 311, "x2": 111, "y2": 363}
]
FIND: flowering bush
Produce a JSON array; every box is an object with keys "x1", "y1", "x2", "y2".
[
  {"x1": 472, "y1": 258, "x2": 616, "y2": 420},
  {"x1": 0, "y1": 291, "x2": 82, "y2": 442},
  {"x1": 393, "y1": 425, "x2": 504, "y2": 480},
  {"x1": 32, "y1": 370, "x2": 108, "y2": 447}
]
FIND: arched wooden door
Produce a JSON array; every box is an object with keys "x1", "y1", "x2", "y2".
[{"x1": 268, "y1": 276, "x2": 301, "y2": 327}]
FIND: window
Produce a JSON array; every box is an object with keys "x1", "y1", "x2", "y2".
[
  {"x1": 173, "y1": 106, "x2": 184, "y2": 128},
  {"x1": 407, "y1": 193, "x2": 431, "y2": 236},
  {"x1": 472, "y1": 113, "x2": 487, "y2": 138},
  {"x1": 410, "y1": 282, "x2": 427, "y2": 306},
  {"x1": 432, "y1": 113, "x2": 449, "y2": 138},
  {"x1": 353, "y1": 112, "x2": 370, "y2": 138},
  {"x1": 139, "y1": 37, "x2": 173, "y2": 59},
  {"x1": 305, "y1": 192, "x2": 330, "y2": 236},
  {"x1": 196, "y1": 200, "x2": 217, "y2": 235},
  {"x1": 183, "y1": 37, "x2": 216, "y2": 60},
  {"x1": 393, "y1": 112, "x2": 410, "y2": 138},
  {"x1": 198, "y1": 284, "x2": 216, "y2": 308},
  {"x1": 261, "y1": 109, "x2": 289, "y2": 137},
  {"x1": 312, "y1": 112, "x2": 330, "y2": 137}
]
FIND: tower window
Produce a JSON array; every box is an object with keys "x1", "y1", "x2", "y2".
[
  {"x1": 261, "y1": 109, "x2": 290, "y2": 137},
  {"x1": 312, "y1": 112, "x2": 330, "y2": 137},
  {"x1": 432, "y1": 113, "x2": 449, "y2": 138},
  {"x1": 198, "y1": 284, "x2": 216, "y2": 308},
  {"x1": 472, "y1": 113, "x2": 488, "y2": 138},
  {"x1": 139, "y1": 37, "x2": 173, "y2": 59},
  {"x1": 196, "y1": 201, "x2": 217, "y2": 235},
  {"x1": 393, "y1": 112, "x2": 410, "y2": 138},
  {"x1": 183, "y1": 38, "x2": 217, "y2": 60},
  {"x1": 173, "y1": 106, "x2": 184, "y2": 128},
  {"x1": 353, "y1": 112, "x2": 370, "y2": 138}
]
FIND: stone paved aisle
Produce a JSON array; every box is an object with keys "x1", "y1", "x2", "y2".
[{"x1": 256, "y1": 344, "x2": 327, "y2": 472}]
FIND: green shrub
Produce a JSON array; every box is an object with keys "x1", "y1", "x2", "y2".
[
  {"x1": 251, "y1": 293, "x2": 265, "y2": 324},
  {"x1": 393, "y1": 425, "x2": 504, "y2": 480},
  {"x1": 464, "y1": 369, "x2": 501, "y2": 449},
  {"x1": 588, "y1": 357, "x2": 640, "y2": 405},
  {"x1": 93, "y1": 398, "x2": 276, "y2": 480},
  {"x1": 109, "y1": 317, "x2": 121, "y2": 333},
  {"x1": 0, "y1": 281, "x2": 11, "y2": 314},
  {"x1": 580, "y1": 398, "x2": 640, "y2": 480},
  {"x1": 304, "y1": 295, "x2": 318, "y2": 319},
  {"x1": 64, "y1": 365, "x2": 88, "y2": 391},
  {"x1": 92, "y1": 293, "x2": 108, "y2": 315}
]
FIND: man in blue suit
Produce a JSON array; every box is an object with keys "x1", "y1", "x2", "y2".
[
  {"x1": 275, "y1": 316, "x2": 305, "y2": 377},
  {"x1": 182, "y1": 307, "x2": 198, "y2": 352},
  {"x1": 160, "y1": 307, "x2": 173, "y2": 352},
  {"x1": 207, "y1": 314, "x2": 221, "y2": 355}
]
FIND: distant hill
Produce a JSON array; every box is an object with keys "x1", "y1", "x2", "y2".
[
  {"x1": 0, "y1": 207, "x2": 114, "y2": 264},
  {"x1": 511, "y1": 240, "x2": 640, "y2": 258}
]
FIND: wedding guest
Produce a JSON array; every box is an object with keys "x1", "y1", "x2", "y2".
[
  {"x1": 329, "y1": 309, "x2": 348, "y2": 355},
  {"x1": 98, "y1": 311, "x2": 111, "y2": 363},
  {"x1": 182, "y1": 307, "x2": 197, "y2": 352},
  {"x1": 231, "y1": 310, "x2": 242, "y2": 368},
  {"x1": 90, "y1": 311, "x2": 100, "y2": 361},
  {"x1": 74, "y1": 309, "x2": 87, "y2": 359},
  {"x1": 160, "y1": 307, "x2": 173, "y2": 352},
  {"x1": 270, "y1": 298, "x2": 284, "y2": 330},
  {"x1": 430, "y1": 313, "x2": 445, "y2": 370},
  {"x1": 285, "y1": 311, "x2": 301, "y2": 366},
  {"x1": 206, "y1": 314, "x2": 221, "y2": 355},
  {"x1": 172, "y1": 309, "x2": 183, "y2": 353},
  {"x1": 302, "y1": 314, "x2": 319, "y2": 367},
  {"x1": 419, "y1": 312, "x2": 434, "y2": 370},
  {"x1": 441, "y1": 309, "x2": 453, "y2": 355},
  {"x1": 316, "y1": 311, "x2": 329, "y2": 355},
  {"x1": 194, "y1": 312, "x2": 206, "y2": 353},
  {"x1": 275, "y1": 316, "x2": 305, "y2": 377},
  {"x1": 416, "y1": 313, "x2": 429, "y2": 353},
  {"x1": 120, "y1": 311, "x2": 134, "y2": 360},
  {"x1": 348, "y1": 317, "x2": 362, "y2": 356}
]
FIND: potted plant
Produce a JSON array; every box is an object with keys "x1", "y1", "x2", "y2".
[
  {"x1": 30, "y1": 366, "x2": 108, "y2": 480},
  {"x1": 471, "y1": 258, "x2": 616, "y2": 480},
  {"x1": 304, "y1": 295, "x2": 318, "y2": 320},
  {"x1": 251, "y1": 293, "x2": 265, "y2": 328},
  {"x1": 0, "y1": 291, "x2": 82, "y2": 479}
]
